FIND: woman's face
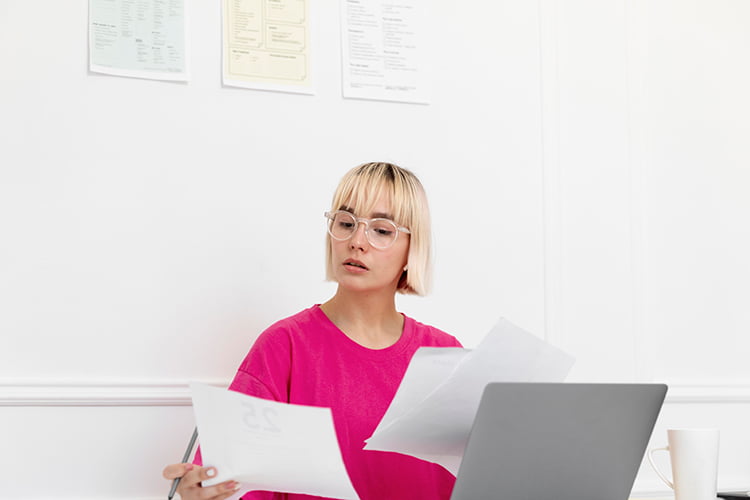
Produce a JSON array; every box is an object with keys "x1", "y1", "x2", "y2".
[{"x1": 328, "y1": 195, "x2": 410, "y2": 295}]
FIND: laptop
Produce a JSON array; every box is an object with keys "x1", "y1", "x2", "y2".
[{"x1": 450, "y1": 382, "x2": 668, "y2": 500}]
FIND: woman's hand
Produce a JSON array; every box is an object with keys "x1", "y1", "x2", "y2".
[{"x1": 162, "y1": 463, "x2": 241, "y2": 500}]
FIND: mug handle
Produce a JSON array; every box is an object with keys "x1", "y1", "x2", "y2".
[{"x1": 647, "y1": 446, "x2": 674, "y2": 490}]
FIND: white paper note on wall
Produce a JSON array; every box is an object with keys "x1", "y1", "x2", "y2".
[
  {"x1": 190, "y1": 383, "x2": 359, "y2": 500},
  {"x1": 89, "y1": 0, "x2": 189, "y2": 81},
  {"x1": 340, "y1": 0, "x2": 429, "y2": 104}
]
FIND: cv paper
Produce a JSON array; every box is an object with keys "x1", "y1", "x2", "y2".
[{"x1": 190, "y1": 383, "x2": 359, "y2": 500}]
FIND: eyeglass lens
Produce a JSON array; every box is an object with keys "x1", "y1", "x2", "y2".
[{"x1": 328, "y1": 212, "x2": 399, "y2": 248}]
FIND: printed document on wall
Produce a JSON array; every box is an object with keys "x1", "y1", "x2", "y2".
[
  {"x1": 222, "y1": 0, "x2": 313, "y2": 95},
  {"x1": 89, "y1": 0, "x2": 189, "y2": 81},
  {"x1": 341, "y1": 0, "x2": 429, "y2": 104}
]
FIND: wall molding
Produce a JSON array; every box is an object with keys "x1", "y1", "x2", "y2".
[
  {"x1": 3, "y1": 380, "x2": 750, "y2": 406},
  {"x1": 0, "y1": 379, "x2": 228, "y2": 407},
  {"x1": 664, "y1": 383, "x2": 750, "y2": 404}
]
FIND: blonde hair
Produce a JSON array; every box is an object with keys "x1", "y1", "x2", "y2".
[{"x1": 325, "y1": 162, "x2": 432, "y2": 296}]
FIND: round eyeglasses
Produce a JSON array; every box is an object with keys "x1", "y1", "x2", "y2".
[{"x1": 325, "y1": 210, "x2": 411, "y2": 249}]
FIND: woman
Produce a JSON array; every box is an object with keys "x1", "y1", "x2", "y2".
[{"x1": 163, "y1": 162, "x2": 461, "y2": 499}]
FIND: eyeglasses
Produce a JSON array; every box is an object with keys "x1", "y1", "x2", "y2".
[{"x1": 325, "y1": 210, "x2": 410, "y2": 249}]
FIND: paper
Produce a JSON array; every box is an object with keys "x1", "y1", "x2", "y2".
[
  {"x1": 341, "y1": 0, "x2": 429, "y2": 104},
  {"x1": 190, "y1": 383, "x2": 359, "y2": 500},
  {"x1": 88, "y1": 0, "x2": 189, "y2": 81},
  {"x1": 364, "y1": 318, "x2": 575, "y2": 475},
  {"x1": 222, "y1": 0, "x2": 313, "y2": 94}
]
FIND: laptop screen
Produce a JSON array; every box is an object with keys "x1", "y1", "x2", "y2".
[{"x1": 450, "y1": 383, "x2": 667, "y2": 500}]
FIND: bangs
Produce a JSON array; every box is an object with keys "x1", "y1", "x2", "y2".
[{"x1": 330, "y1": 164, "x2": 415, "y2": 229}]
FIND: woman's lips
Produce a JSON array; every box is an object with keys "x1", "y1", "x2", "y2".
[{"x1": 343, "y1": 259, "x2": 369, "y2": 271}]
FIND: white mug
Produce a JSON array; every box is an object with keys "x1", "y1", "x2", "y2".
[{"x1": 647, "y1": 428, "x2": 719, "y2": 500}]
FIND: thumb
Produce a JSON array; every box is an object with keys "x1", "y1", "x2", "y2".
[{"x1": 162, "y1": 463, "x2": 194, "y2": 480}]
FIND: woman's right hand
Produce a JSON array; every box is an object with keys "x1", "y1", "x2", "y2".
[{"x1": 162, "y1": 463, "x2": 241, "y2": 500}]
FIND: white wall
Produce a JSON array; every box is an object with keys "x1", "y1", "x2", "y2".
[
  {"x1": 544, "y1": 0, "x2": 750, "y2": 493},
  {"x1": 1, "y1": 0, "x2": 749, "y2": 498}
]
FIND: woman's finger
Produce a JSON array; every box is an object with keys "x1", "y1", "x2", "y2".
[
  {"x1": 177, "y1": 465, "x2": 209, "y2": 490},
  {"x1": 177, "y1": 467, "x2": 240, "y2": 500},
  {"x1": 198, "y1": 466, "x2": 218, "y2": 483},
  {"x1": 162, "y1": 462, "x2": 195, "y2": 480},
  {"x1": 182, "y1": 480, "x2": 240, "y2": 500},
  {"x1": 207, "y1": 481, "x2": 242, "y2": 500}
]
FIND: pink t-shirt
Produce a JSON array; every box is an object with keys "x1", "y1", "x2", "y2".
[{"x1": 200, "y1": 305, "x2": 461, "y2": 500}]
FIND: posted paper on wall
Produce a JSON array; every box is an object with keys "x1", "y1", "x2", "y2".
[
  {"x1": 190, "y1": 383, "x2": 358, "y2": 500},
  {"x1": 89, "y1": 0, "x2": 189, "y2": 81},
  {"x1": 364, "y1": 318, "x2": 575, "y2": 475},
  {"x1": 222, "y1": 0, "x2": 313, "y2": 94},
  {"x1": 341, "y1": 0, "x2": 429, "y2": 104}
]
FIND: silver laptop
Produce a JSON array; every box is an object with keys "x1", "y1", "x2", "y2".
[{"x1": 451, "y1": 382, "x2": 667, "y2": 500}]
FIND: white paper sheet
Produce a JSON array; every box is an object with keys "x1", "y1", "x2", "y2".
[
  {"x1": 89, "y1": 0, "x2": 189, "y2": 81},
  {"x1": 364, "y1": 318, "x2": 575, "y2": 475},
  {"x1": 340, "y1": 0, "x2": 429, "y2": 104},
  {"x1": 190, "y1": 383, "x2": 359, "y2": 500}
]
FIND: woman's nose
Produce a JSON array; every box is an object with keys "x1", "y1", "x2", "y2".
[{"x1": 349, "y1": 221, "x2": 369, "y2": 248}]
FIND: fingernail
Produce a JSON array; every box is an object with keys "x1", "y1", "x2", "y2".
[
  {"x1": 206, "y1": 467, "x2": 216, "y2": 478},
  {"x1": 225, "y1": 481, "x2": 238, "y2": 491}
]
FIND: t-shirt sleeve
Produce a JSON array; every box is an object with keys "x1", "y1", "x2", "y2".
[
  {"x1": 192, "y1": 323, "x2": 293, "y2": 461},
  {"x1": 192, "y1": 324, "x2": 294, "y2": 500},
  {"x1": 232, "y1": 323, "x2": 293, "y2": 402}
]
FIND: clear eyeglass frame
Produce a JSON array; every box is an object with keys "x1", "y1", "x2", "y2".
[{"x1": 324, "y1": 210, "x2": 411, "y2": 249}]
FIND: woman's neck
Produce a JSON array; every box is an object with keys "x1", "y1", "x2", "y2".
[{"x1": 320, "y1": 288, "x2": 404, "y2": 349}]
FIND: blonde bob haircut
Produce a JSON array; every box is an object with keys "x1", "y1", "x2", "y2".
[{"x1": 325, "y1": 162, "x2": 432, "y2": 296}]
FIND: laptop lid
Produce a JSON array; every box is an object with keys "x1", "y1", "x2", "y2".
[{"x1": 450, "y1": 382, "x2": 667, "y2": 500}]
